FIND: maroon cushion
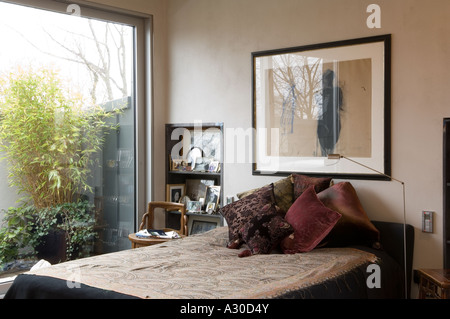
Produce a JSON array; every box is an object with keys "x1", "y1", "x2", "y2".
[
  {"x1": 292, "y1": 174, "x2": 332, "y2": 199},
  {"x1": 220, "y1": 183, "x2": 276, "y2": 249},
  {"x1": 317, "y1": 182, "x2": 380, "y2": 247},
  {"x1": 280, "y1": 186, "x2": 341, "y2": 253},
  {"x1": 238, "y1": 203, "x2": 293, "y2": 257}
]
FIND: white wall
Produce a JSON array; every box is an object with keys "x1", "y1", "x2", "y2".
[{"x1": 164, "y1": 0, "x2": 450, "y2": 282}]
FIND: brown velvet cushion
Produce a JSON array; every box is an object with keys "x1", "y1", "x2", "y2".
[
  {"x1": 238, "y1": 203, "x2": 293, "y2": 257},
  {"x1": 236, "y1": 175, "x2": 294, "y2": 214},
  {"x1": 280, "y1": 186, "x2": 341, "y2": 253},
  {"x1": 220, "y1": 183, "x2": 276, "y2": 249},
  {"x1": 317, "y1": 182, "x2": 380, "y2": 247},
  {"x1": 292, "y1": 174, "x2": 332, "y2": 199}
]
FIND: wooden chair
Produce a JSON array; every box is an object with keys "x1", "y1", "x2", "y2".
[
  {"x1": 128, "y1": 201, "x2": 187, "y2": 248},
  {"x1": 139, "y1": 201, "x2": 188, "y2": 236}
]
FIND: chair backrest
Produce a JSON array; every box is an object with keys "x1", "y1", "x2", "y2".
[{"x1": 139, "y1": 201, "x2": 187, "y2": 235}]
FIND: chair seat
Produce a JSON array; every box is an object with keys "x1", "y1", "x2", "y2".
[
  {"x1": 129, "y1": 201, "x2": 187, "y2": 249},
  {"x1": 128, "y1": 231, "x2": 185, "y2": 248}
]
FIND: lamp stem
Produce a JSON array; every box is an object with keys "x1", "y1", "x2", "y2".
[
  {"x1": 401, "y1": 181, "x2": 408, "y2": 299},
  {"x1": 340, "y1": 155, "x2": 405, "y2": 185},
  {"x1": 328, "y1": 154, "x2": 409, "y2": 298}
]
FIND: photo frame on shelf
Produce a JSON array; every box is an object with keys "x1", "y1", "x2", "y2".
[
  {"x1": 208, "y1": 161, "x2": 220, "y2": 173},
  {"x1": 166, "y1": 184, "x2": 185, "y2": 203},
  {"x1": 206, "y1": 202, "x2": 215, "y2": 214},
  {"x1": 252, "y1": 35, "x2": 391, "y2": 180},
  {"x1": 188, "y1": 215, "x2": 220, "y2": 235},
  {"x1": 186, "y1": 201, "x2": 202, "y2": 213},
  {"x1": 171, "y1": 159, "x2": 185, "y2": 171},
  {"x1": 205, "y1": 185, "x2": 220, "y2": 208},
  {"x1": 185, "y1": 179, "x2": 215, "y2": 201}
]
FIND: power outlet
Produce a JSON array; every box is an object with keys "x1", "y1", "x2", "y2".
[{"x1": 422, "y1": 211, "x2": 434, "y2": 233}]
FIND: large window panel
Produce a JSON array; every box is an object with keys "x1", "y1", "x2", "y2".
[{"x1": 0, "y1": 0, "x2": 150, "y2": 274}]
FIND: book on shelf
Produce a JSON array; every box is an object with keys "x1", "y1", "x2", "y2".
[{"x1": 135, "y1": 229, "x2": 181, "y2": 239}]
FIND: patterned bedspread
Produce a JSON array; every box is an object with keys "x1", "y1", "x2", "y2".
[{"x1": 15, "y1": 227, "x2": 378, "y2": 299}]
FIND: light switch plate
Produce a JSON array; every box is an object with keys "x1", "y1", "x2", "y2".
[{"x1": 422, "y1": 211, "x2": 433, "y2": 233}]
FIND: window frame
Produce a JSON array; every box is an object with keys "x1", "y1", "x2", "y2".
[{"x1": 1, "y1": 0, "x2": 152, "y2": 231}]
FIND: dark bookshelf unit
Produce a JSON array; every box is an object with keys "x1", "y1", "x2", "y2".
[
  {"x1": 444, "y1": 118, "x2": 450, "y2": 268},
  {"x1": 165, "y1": 123, "x2": 224, "y2": 235}
]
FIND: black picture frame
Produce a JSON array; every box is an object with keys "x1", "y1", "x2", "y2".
[
  {"x1": 252, "y1": 34, "x2": 391, "y2": 180},
  {"x1": 189, "y1": 218, "x2": 219, "y2": 235}
]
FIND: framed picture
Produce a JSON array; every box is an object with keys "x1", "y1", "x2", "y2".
[
  {"x1": 171, "y1": 159, "x2": 185, "y2": 171},
  {"x1": 206, "y1": 202, "x2": 215, "y2": 214},
  {"x1": 208, "y1": 161, "x2": 220, "y2": 172},
  {"x1": 166, "y1": 184, "x2": 185, "y2": 203},
  {"x1": 188, "y1": 215, "x2": 220, "y2": 235},
  {"x1": 186, "y1": 201, "x2": 202, "y2": 213},
  {"x1": 252, "y1": 35, "x2": 391, "y2": 180},
  {"x1": 185, "y1": 179, "x2": 214, "y2": 201},
  {"x1": 205, "y1": 185, "x2": 220, "y2": 208}
]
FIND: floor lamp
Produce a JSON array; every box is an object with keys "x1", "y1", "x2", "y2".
[{"x1": 327, "y1": 154, "x2": 409, "y2": 298}]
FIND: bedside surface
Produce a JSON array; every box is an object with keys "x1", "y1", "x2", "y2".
[
  {"x1": 418, "y1": 269, "x2": 450, "y2": 299},
  {"x1": 419, "y1": 269, "x2": 450, "y2": 287}
]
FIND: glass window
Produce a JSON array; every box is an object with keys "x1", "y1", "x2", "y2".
[{"x1": 0, "y1": 0, "x2": 149, "y2": 275}]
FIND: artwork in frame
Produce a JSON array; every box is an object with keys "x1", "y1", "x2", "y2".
[
  {"x1": 185, "y1": 179, "x2": 214, "y2": 201},
  {"x1": 188, "y1": 215, "x2": 220, "y2": 235},
  {"x1": 252, "y1": 34, "x2": 391, "y2": 180},
  {"x1": 186, "y1": 201, "x2": 202, "y2": 213},
  {"x1": 205, "y1": 185, "x2": 221, "y2": 208},
  {"x1": 166, "y1": 184, "x2": 185, "y2": 203}
]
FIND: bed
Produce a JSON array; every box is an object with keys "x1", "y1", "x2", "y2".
[{"x1": 4, "y1": 179, "x2": 415, "y2": 299}]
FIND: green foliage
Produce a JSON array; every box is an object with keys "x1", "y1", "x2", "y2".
[
  {"x1": 0, "y1": 205, "x2": 36, "y2": 264},
  {"x1": 0, "y1": 67, "x2": 119, "y2": 265},
  {"x1": 33, "y1": 200, "x2": 97, "y2": 261},
  {"x1": 0, "y1": 67, "x2": 117, "y2": 208},
  {"x1": 0, "y1": 201, "x2": 97, "y2": 264}
]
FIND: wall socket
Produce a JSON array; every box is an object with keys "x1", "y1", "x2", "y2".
[{"x1": 422, "y1": 211, "x2": 434, "y2": 233}]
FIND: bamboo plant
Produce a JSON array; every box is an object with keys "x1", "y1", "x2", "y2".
[{"x1": 0, "y1": 67, "x2": 118, "y2": 263}]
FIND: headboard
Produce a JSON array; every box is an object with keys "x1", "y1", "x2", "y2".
[{"x1": 372, "y1": 220, "x2": 415, "y2": 298}]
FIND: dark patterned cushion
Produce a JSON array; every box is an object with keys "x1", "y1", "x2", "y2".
[
  {"x1": 280, "y1": 186, "x2": 341, "y2": 253},
  {"x1": 317, "y1": 182, "x2": 380, "y2": 247},
  {"x1": 220, "y1": 184, "x2": 276, "y2": 248},
  {"x1": 236, "y1": 175, "x2": 294, "y2": 214},
  {"x1": 238, "y1": 203, "x2": 293, "y2": 257},
  {"x1": 292, "y1": 174, "x2": 332, "y2": 199}
]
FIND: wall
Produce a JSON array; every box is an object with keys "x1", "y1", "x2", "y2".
[{"x1": 165, "y1": 0, "x2": 450, "y2": 295}]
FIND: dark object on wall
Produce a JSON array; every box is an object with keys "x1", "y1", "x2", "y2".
[
  {"x1": 443, "y1": 118, "x2": 450, "y2": 268},
  {"x1": 317, "y1": 69, "x2": 343, "y2": 156}
]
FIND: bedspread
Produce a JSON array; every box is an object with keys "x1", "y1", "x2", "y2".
[{"x1": 7, "y1": 227, "x2": 380, "y2": 299}]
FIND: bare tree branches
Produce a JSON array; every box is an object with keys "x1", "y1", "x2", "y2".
[{"x1": 8, "y1": 18, "x2": 130, "y2": 104}]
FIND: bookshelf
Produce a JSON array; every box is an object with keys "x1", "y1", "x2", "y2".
[{"x1": 165, "y1": 123, "x2": 224, "y2": 234}]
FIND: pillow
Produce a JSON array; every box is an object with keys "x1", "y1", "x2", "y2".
[
  {"x1": 292, "y1": 174, "x2": 332, "y2": 199},
  {"x1": 238, "y1": 203, "x2": 293, "y2": 257},
  {"x1": 280, "y1": 186, "x2": 341, "y2": 254},
  {"x1": 220, "y1": 183, "x2": 276, "y2": 249},
  {"x1": 317, "y1": 182, "x2": 380, "y2": 247},
  {"x1": 236, "y1": 175, "x2": 294, "y2": 214}
]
